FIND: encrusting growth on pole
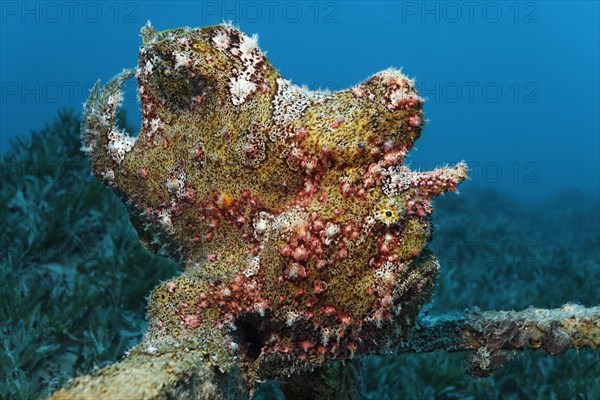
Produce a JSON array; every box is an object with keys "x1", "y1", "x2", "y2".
[
  {"x1": 51, "y1": 304, "x2": 599, "y2": 399},
  {"x1": 402, "y1": 303, "x2": 600, "y2": 377}
]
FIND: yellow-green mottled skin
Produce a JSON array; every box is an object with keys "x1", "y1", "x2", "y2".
[{"x1": 81, "y1": 23, "x2": 468, "y2": 378}]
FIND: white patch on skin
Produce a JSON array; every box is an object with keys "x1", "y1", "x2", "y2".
[
  {"x1": 239, "y1": 33, "x2": 259, "y2": 57},
  {"x1": 157, "y1": 209, "x2": 174, "y2": 234},
  {"x1": 106, "y1": 129, "x2": 136, "y2": 165},
  {"x1": 229, "y1": 76, "x2": 257, "y2": 106},
  {"x1": 351, "y1": 84, "x2": 368, "y2": 98},
  {"x1": 146, "y1": 117, "x2": 164, "y2": 137},
  {"x1": 213, "y1": 31, "x2": 229, "y2": 49},
  {"x1": 324, "y1": 222, "x2": 340, "y2": 246},
  {"x1": 286, "y1": 310, "x2": 301, "y2": 327},
  {"x1": 99, "y1": 168, "x2": 116, "y2": 186},
  {"x1": 144, "y1": 60, "x2": 154, "y2": 75},
  {"x1": 174, "y1": 51, "x2": 192, "y2": 69},
  {"x1": 254, "y1": 301, "x2": 267, "y2": 317},
  {"x1": 389, "y1": 88, "x2": 410, "y2": 107},
  {"x1": 106, "y1": 92, "x2": 122, "y2": 106},
  {"x1": 253, "y1": 211, "x2": 275, "y2": 240},
  {"x1": 325, "y1": 223, "x2": 340, "y2": 238},
  {"x1": 254, "y1": 219, "x2": 267, "y2": 234},
  {"x1": 145, "y1": 344, "x2": 157, "y2": 354},
  {"x1": 243, "y1": 256, "x2": 261, "y2": 277}
]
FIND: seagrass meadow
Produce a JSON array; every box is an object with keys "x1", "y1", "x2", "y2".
[{"x1": 1, "y1": 110, "x2": 598, "y2": 399}]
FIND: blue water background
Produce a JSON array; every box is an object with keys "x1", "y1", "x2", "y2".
[{"x1": 1, "y1": 1, "x2": 598, "y2": 200}]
